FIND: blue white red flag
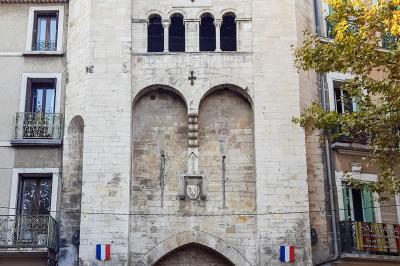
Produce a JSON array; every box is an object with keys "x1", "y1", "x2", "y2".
[
  {"x1": 96, "y1": 244, "x2": 111, "y2": 261},
  {"x1": 280, "y1": 245, "x2": 294, "y2": 263}
]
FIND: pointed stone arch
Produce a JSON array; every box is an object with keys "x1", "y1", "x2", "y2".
[
  {"x1": 136, "y1": 231, "x2": 253, "y2": 266},
  {"x1": 59, "y1": 115, "x2": 84, "y2": 266},
  {"x1": 132, "y1": 84, "x2": 188, "y2": 110},
  {"x1": 200, "y1": 84, "x2": 253, "y2": 108}
]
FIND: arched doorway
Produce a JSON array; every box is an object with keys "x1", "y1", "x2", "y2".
[{"x1": 154, "y1": 243, "x2": 234, "y2": 266}]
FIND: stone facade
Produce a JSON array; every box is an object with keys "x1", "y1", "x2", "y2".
[{"x1": 64, "y1": 0, "x2": 314, "y2": 265}]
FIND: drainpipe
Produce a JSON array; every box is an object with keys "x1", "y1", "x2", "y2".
[{"x1": 315, "y1": 73, "x2": 340, "y2": 265}]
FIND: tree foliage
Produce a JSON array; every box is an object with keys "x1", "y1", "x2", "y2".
[{"x1": 293, "y1": 0, "x2": 400, "y2": 195}]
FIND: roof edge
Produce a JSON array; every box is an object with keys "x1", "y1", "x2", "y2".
[{"x1": 0, "y1": 0, "x2": 68, "y2": 3}]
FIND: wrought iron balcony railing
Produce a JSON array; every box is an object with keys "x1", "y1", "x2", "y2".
[
  {"x1": 331, "y1": 126, "x2": 370, "y2": 146},
  {"x1": 0, "y1": 215, "x2": 59, "y2": 251},
  {"x1": 340, "y1": 221, "x2": 400, "y2": 256},
  {"x1": 33, "y1": 40, "x2": 57, "y2": 51},
  {"x1": 12, "y1": 112, "x2": 62, "y2": 144},
  {"x1": 334, "y1": 133, "x2": 369, "y2": 145}
]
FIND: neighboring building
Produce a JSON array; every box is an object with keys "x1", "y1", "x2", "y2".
[
  {"x1": 0, "y1": 1, "x2": 398, "y2": 266},
  {"x1": 0, "y1": 1, "x2": 68, "y2": 265},
  {"x1": 312, "y1": 1, "x2": 400, "y2": 265}
]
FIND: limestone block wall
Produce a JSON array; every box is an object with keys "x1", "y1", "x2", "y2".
[
  {"x1": 295, "y1": 0, "x2": 333, "y2": 264},
  {"x1": 130, "y1": 88, "x2": 257, "y2": 265},
  {"x1": 65, "y1": 0, "x2": 132, "y2": 265},
  {"x1": 252, "y1": 0, "x2": 313, "y2": 264},
  {"x1": 132, "y1": 53, "x2": 254, "y2": 111},
  {"x1": 64, "y1": 0, "x2": 318, "y2": 265}
]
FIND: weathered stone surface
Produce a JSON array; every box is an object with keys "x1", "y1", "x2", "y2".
[{"x1": 155, "y1": 243, "x2": 233, "y2": 266}]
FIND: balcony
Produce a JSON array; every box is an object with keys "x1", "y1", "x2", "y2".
[
  {"x1": 11, "y1": 112, "x2": 63, "y2": 146},
  {"x1": 0, "y1": 215, "x2": 58, "y2": 251},
  {"x1": 331, "y1": 128, "x2": 371, "y2": 153},
  {"x1": 340, "y1": 221, "x2": 400, "y2": 256}
]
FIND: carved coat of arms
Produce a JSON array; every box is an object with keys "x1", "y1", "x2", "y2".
[{"x1": 186, "y1": 184, "x2": 200, "y2": 200}]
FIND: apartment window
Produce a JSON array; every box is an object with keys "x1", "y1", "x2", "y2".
[
  {"x1": 25, "y1": 78, "x2": 56, "y2": 113},
  {"x1": 12, "y1": 74, "x2": 62, "y2": 142},
  {"x1": 15, "y1": 175, "x2": 53, "y2": 245},
  {"x1": 26, "y1": 6, "x2": 64, "y2": 53},
  {"x1": 333, "y1": 81, "x2": 358, "y2": 114},
  {"x1": 32, "y1": 12, "x2": 58, "y2": 51},
  {"x1": 342, "y1": 184, "x2": 374, "y2": 222},
  {"x1": 18, "y1": 175, "x2": 52, "y2": 215}
]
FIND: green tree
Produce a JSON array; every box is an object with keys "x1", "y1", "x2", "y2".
[{"x1": 293, "y1": 0, "x2": 400, "y2": 195}]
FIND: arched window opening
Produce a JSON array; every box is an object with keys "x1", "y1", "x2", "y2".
[
  {"x1": 221, "y1": 13, "x2": 237, "y2": 51},
  {"x1": 148, "y1": 14, "x2": 164, "y2": 52},
  {"x1": 169, "y1": 14, "x2": 185, "y2": 52},
  {"x1": 200, "y1": 13, "x2": 216, "y2": 51}
]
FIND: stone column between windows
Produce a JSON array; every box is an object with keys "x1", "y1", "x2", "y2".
[
  {"x1": 162, "y1": 20, "x2": 171, "y2": 52},
  {"x1": 184, "y1": 19, "x2": 200, "y2": 52},
  {"x1": 214, "y1": 19, "x2": 222, "y2": 52}
]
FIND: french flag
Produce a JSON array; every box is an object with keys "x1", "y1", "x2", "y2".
[
  {"x1": 280, "y1": 245, "x2": 294, "y2": 263},
  {"x1": 96, "y1": 244, "x2": 111, "y2": 261}
]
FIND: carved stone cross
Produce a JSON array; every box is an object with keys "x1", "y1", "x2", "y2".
[{"x1": 188, "y1": 71, "x2": 196, "y2": 86}]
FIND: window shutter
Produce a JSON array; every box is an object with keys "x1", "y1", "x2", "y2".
[
  {"x1": 25, "y1": 78, "x2": 33, "y2": 112},
  {"x1": 362, "y1": 188, "x2": 374, "y2": 223},
  {"x1": 342, "y1": 184, "x2": 350, "y2": 221}
]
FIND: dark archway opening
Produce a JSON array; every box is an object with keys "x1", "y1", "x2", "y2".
[
  {"x1": 199, "y1": 13, "x2": 216, "y2": 52},
  {"x1": 154, "y1": 243, "x2": 234, "y2": 266},
  {"x1": 169, "y1": 13, "x2": 185, "y2": 52},
  {"x1": 221, "y1": 13, "x2": 237, "y2": 51},
  {"x1": 148, "y1": 14, "x2": 164, "y2": 52}
]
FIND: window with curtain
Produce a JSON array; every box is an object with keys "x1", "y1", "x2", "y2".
[{"x1": 32, "y1": 11, "x2": 58, "y2": 51}]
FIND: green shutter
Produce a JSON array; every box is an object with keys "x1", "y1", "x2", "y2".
[
  {"x1": 342, "y1": 184, "x2": 350, "y2": 221},
  {"x1": 328, "y1": 4, "x2": 333, "y2": 15},
  {"x1": 362, "y1": 188, "x2": 374, "y2": 222}
]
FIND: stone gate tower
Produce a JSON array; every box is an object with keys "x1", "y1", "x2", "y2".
[{"x1": 64, "y1": 0, "x2": 315, "y2": 265}]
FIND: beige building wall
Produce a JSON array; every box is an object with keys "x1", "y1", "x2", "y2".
[
  {"x1": 0, "y1": 2, "x2": 68, "y2": 266},
  {"x1": 0, "y1": 2, "x2": 68, "y2": 215}
]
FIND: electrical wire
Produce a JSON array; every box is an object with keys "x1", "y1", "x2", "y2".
[{"x1": 0, "y1": 204, "x2": 399, "y2": 217}]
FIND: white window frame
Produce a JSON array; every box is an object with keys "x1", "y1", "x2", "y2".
[
  {"x1": 336, "y1": 171, "x2": 382, "y2": 223},
  {"x1": 26, "y1": 6, "x2": 64, "y2": 53},
  {"x1": 19, "y1": 73, "x2": 62, "y2": 113},
  {"x1": 8, "y1": 168, "x2": 60, "y2": 218},
  {"x1": 327, "y1": 72, "x2": 357, "y2": 112},
  {"x1": 322, "y1": 0, "x2": 330, "y2": 38}
]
